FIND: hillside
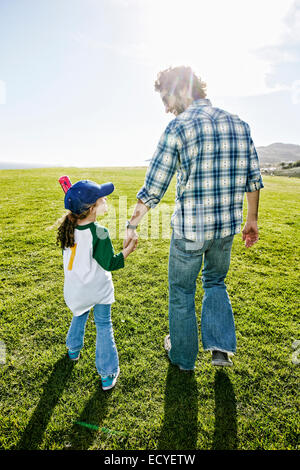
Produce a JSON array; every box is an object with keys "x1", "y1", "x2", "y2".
[
  {"x1": 0, "y1": 161, "x2": 58, "y2": 169},
  {"x1": 257, "y1": 143, "x2": 300, "y2": 166},
  {"x1": 1, "y1": 143, "x2": 300, "y2": 170}
]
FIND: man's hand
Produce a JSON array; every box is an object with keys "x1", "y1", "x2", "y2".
[
  {"x1": 122, "y1": 236, "x2": 138, "y2": 259},
  {"x1": 123, "y1": 228, "x2": 138, "y2": 249},
  {"x1": 242, "y1": 220, "x2": 259, "y2": 248},
  {"x1": 123, "y1": 199, "x2": 149, "y2": 249},
  {"x1": 126, "y1": 236, "x2": 138, "y2": 252}
]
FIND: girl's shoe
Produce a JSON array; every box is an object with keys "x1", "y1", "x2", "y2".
[
  {"x1": 67, "y1": 350, "x2": 80, "y2": 361},
  {"x1": 101, "y1": 368, "x2": 120, "y2": 391}
]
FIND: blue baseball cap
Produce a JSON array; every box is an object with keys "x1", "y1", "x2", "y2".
[{"x1": 64, "y1": 180, "x2": 114, "y2": 215}]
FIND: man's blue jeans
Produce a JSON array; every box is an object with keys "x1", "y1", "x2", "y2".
[
  {"x1": 168, "y1": 231, "x2": 236, "y2": 370},
  {"x1": 66, "y1": 303, "x2": 119, "y2": 376}
]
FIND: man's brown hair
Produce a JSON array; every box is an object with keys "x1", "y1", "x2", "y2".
[{"x1": 154, "y1": 66, "x2": 207, "y2": 100}]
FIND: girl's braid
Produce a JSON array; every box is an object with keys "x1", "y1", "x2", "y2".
[{"x1": 56, "y1": 205, "x2": 96, "y2": 250}]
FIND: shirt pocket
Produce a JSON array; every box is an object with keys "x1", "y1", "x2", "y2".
[{"x1": 174, "y1": 235, "x2": 204, "y2": 256}]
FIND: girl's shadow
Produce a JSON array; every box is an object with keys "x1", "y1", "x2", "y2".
[
  {"x1": 66, "y1": 388, "x2": 110, "y2": 450},
  {"x1": 16, "y1": 355, "x2": 75, "y2": 449},
  {"x1": 16, "y1": 354, "x2": 110, "y2": 450}
]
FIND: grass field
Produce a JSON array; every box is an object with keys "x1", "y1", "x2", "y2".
[{"x1": 0, "y1": 168, "x2": 299, "y2": 451}]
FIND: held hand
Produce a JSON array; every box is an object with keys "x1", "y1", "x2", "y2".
[
  {"x1": 122, "y1": 237, "x2": 138, "y2": 259},
  {"x1": 242, "y1": 220, "x2": 259, "y2": 248},
  {"x1": 129, "y1": 238, "x2": 138, "y2": 253},
  {"x1": 123, "y1": 228, "x2": 138, "y2": 249}
]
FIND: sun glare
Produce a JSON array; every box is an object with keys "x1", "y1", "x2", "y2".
[{"x1": 142, "y1": 0, "x2": 294, "y2": 97}]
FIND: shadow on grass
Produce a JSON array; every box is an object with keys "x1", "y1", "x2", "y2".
[
  {"x1": 212, "y1": 369, "x2": 237, "y2": 450},
  {"x1": 16, "y1": 355, "x2": 75, "y2": 450},
  {"x1": 157, "y1": 363, "x2": 198, "y2": 450},
  {"x1": 66, "y1": 387, "x2": 110, "y2": 450}
]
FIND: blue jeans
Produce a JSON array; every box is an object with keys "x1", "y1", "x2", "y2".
[
  {"x1": 168, "y1": 231, "x2": 236, "y2": 370},
  {"x1": 66, "y1": 304, "x2": 119, "y2": 376}
]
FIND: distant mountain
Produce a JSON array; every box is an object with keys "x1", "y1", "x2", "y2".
[
  {"x1": 1, "y1": 142, "x2": 300, "y2": 169},
  {"x1": 257, "y1": 143, "x2": 300, "y2": 166},
  {"x1": 0, "y1": 161, "x2": 58, "y2": 169}
]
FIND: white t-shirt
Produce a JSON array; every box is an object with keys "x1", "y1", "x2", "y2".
[{"x1": 63, "y1": 222, "x2": 124, "y2": 316}]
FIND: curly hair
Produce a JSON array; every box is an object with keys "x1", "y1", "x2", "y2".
[
  {"x1": 56, "y1": 205, "x2": 95, "y2": 250},
  {"x1": 154, "y1": 66, "x2": 207, "y2": 100}
]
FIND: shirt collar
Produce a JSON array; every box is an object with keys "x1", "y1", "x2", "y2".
[{"x1": 189, "y1": 98, "x2": 212, "y2": 109}]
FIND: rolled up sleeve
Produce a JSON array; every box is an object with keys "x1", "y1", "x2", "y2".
[
  {"x1": 137, "y1": 123, "x2": 180, "y2": 209},
  {"x1": 245, "y1": 137, "x2": 264, "y2": 192}
]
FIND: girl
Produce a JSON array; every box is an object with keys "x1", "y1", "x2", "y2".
[{"x1": 56, "y1": 179, "x2": 137, "y2": 390}]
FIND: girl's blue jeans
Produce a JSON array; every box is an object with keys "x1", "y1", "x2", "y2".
[
  {"x1": 168, "y1": 231, "x2": 236, "y2": 370},
  {"x1": 66, "y1": 303, "x2": 119, "y2": 376}
]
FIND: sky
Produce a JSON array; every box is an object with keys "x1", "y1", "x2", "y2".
[{"x1": 0, "y1": 0, "x2": 299, "y2": 167}]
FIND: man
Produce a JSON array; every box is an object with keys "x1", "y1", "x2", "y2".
[{"x1": 124, "y1": 66, "x2": 263, "y2": 370}]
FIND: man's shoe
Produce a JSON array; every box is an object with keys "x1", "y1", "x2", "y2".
[
  {"x1": 164, "y1": 335, "x2": 195, "y2": 371},
  {"x1": 164, "y1": 334, "x2": 171, "y2": 354},
  {"x1": 67, "y1": 350, "x2": 80, "y2": 361},
  {"x1": 101, "y1": 368, "x2": 120, "y2": 391},
  {"x1": 211, "y1": 350, "x2": 233, "y2": 366}
]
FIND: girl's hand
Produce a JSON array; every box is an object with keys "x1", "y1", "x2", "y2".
[
  {"x1": 123, "y1": 228, "x2": 138, "y2": 249},
  {"x1": 122, "y1": 238, "x2": 138, "y2": 259},
  {"x1": 128, "y1": 238, "x2": 138, "y2": 253}
]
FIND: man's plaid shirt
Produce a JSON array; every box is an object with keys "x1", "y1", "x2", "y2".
[{"x1": 137, "y1": 99, "x2": 264, "y2": 241}]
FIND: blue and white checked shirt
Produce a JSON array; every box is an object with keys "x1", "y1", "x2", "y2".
[{"x1": 137, "y1": 99, "x2": 264, "y2": 241}]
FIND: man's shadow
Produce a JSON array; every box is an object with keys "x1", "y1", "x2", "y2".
[
  {"x1": 157, "y1": 363, "x2": 198, "y2": 450},
  {"x1": 212, "y1": 369, "x2": 238, "y2": 450},
  {"x1": 16, "y1": 355, "x2": 75, "y2": 449}
]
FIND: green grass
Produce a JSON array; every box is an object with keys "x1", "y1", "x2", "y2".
[{"x1": 0, "y1": 168, "x2": 299, "y2": 450}]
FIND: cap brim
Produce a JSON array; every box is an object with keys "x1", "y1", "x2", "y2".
[{"x1": 99, "y1": 182, "x2": 114, "y2": 197}]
